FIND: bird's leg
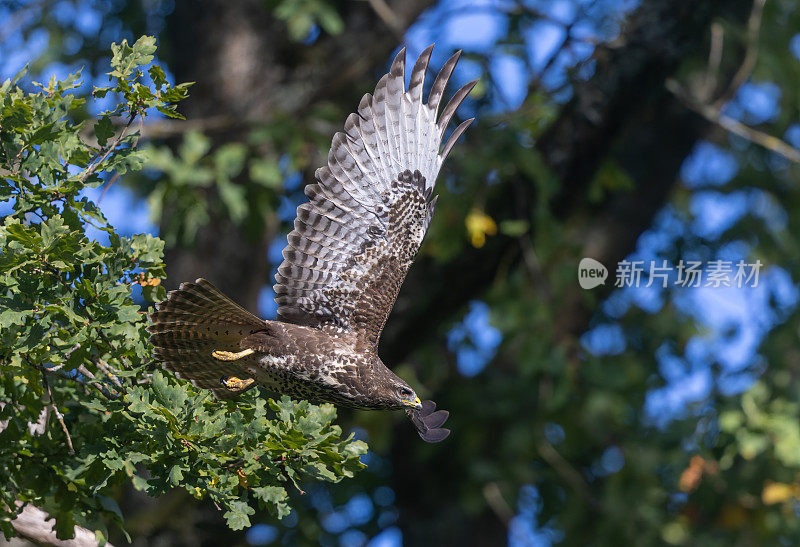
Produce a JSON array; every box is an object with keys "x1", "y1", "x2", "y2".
[
  {"x1": 211, "y1": 348, "x2": 255, "y2": 361},
  {"x1": 221, "y1": 376, "x2": 255, "y2": 391}
]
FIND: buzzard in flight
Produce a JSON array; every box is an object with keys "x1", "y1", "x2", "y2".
[{"x1": 148, "y1": 46, "x2": 476, "y2": 442}]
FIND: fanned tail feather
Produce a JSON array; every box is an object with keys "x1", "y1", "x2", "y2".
[{"x1": 147, "y1": 278, "x2": 265, "y2": 399}]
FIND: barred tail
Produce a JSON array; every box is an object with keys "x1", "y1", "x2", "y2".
[{"x1": 147, "y1": 278, "x2": 264, "y2": 399}]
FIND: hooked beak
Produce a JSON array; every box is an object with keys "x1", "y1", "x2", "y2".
[{"x1": 402, "y1": 396, "x2": 423, "y2": 409}]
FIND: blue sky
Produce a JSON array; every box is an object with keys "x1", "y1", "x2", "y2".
[{"x1": 4, "y1": 0, "x2": 800, "y2": 545}]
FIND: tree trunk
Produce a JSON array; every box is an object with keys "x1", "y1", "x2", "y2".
[
  {"x1": 385, "y1": 0, "x2": 751, "y2": 544},
  {"x1": 152, "y1": 0, "x2": 753, "y2": 544}
]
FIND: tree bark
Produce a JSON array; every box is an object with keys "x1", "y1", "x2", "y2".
[{"x1": 8, "y1": 504, "x2": 112, "y2": 547}]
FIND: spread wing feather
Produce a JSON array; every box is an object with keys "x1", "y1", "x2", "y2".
[{"x1": 274, "y1": 45, "x2": 476, "y2": 347}]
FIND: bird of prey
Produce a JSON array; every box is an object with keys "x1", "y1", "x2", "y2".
[{"x1": 148, "y1": 45, "x2": 476, "y2": 442}]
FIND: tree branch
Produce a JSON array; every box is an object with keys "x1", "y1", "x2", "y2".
[
  {"x1": 363, "y1": 0, "x2": 404, "y2": 37},
  {"x1": 668, "y1": 80, "x2": 800, "y2": 163},
  {"x1": 40, "y1": 369, "x2": 75, "y2": 455},
  {"x1": 10, "y1": 503, "x2": 113, "y2": 547},
  {"x1": 79, "y1": 114, "x2": 135, "y2": 184}
]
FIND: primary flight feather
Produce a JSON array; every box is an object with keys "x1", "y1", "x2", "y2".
[{"x1": 148, "y1": 45, "x2": 477, "y2": 442}]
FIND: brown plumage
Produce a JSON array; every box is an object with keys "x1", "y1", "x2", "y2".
[{"x1": 148, "y1": 45, "x2": 476, "y2": 442}]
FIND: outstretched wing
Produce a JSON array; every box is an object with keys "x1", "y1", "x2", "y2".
[{"x1": 274, "y1": 45, "x2": 476, "y2": 348}]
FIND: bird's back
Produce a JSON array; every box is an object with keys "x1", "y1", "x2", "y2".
[{"x1": 149, "y1": 279, "x2": 390, "y2": 407}]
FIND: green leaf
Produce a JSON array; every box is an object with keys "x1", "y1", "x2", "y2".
[
  {"x1": 53, "y1": 510, "x2": 77, "y2": 540},
  {"x1": 10, "y1": 64, "x2": 28, "y2": 87},
  {"x1": 223, "y1": 501, "x2": 255, "y2": 531},
  {"x1": 142, "y1": 283, "x2": 167, "y2": 303},
  {"x1": 317, "y1": 5, "x2": 344, "y2": 35},
  {"x1": 252, "y1": 486, "x2": 290, "y2": 517},
  {"x1": 168, "y1": 465, "x2": 185, "y2": 486},
  {"x1": 250, "y1": 159, "x2": 282, "y2": 189},
  {"x1": 28, "y1": 122, "x2": 60, "y2": 145},
  {"x1": 179, "y1": 131, "x2": 211, "y2": 164},
  {"x1": 131, "y1": 36, "x2": 157, "y2": 65},
  {"x1": 148, "y1": 65, "x2": 167, "y2": 87},
  {"x1": 94, "y1": 116, "x2": 115, "y2": 147},
  {"x1": 110, "y1": 36, "x2": 157, "y2": 78},
  {"x1": 98, "y1": 496, "x2": 124, "y2": 521},
  {"x1": 214, "y1": 143, "x2": 247, "y2": 179},
  {"x1": 217, "y1": 180, "x2": 247, "y2": 223},
  {"x1": 151, "y1": 370, "x2": 187, "y2": 413}
]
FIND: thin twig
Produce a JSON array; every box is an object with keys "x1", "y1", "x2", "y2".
[
  {"x1": 715, "y1": 113, "x2": 800, "y2": 163},
  {"x1": 665, "y1": 0, "x2": 796, "y2": 162},
  {"x1": 98, "y1": 115, "x2": 144, "y2": 202},
  {"x1": 79, "y1": 114, "x2": 233, "y2": 142},
  {"x1": 76, "y1": 364, "x2": 97, "y2": 381},
  {"x1": 79, "y1": 363, "x2": 123, "y2": 397},
  {"x1": 536, "y1": 436, "x2": 600, "y2": 508},
  {"x1": 482, "y1": 482, "x2": 514, "y2": 526},
  {"x1": 700, "y1": 22, "x2": 724, "y2": 102},
  {"x1": 42, "y1": 366, "x2": 115, "y2": 399},
  {"x1": 79, "y1": 113, "x2": 136, "y2": 184},
  {"x1": 668, "y1": 80, "x2": 800, "y2": 163},
  {"x1": 95, "y1": 360, "x2": 124, "y2": 388},
  {"x1": 712, "y1": 0, "x2": 767, "y2": 109},
  {"x1": 97, "y1": 171, "x2": 121, "y2": 202},
  {"x1": 364, "y1": 0, "x2": 404, "y2": 37},
  {"x1": 12, "y1": 144, "x2": 28, "y2": 174},
  {"x1": 64, "y1": 343, "x2": 81, "y2": 357},
  {"x1": 40, "y1": 370, "x2": 75, "y2": 455}
]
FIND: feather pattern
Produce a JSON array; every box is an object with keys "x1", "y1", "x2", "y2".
[
  {"x1": 147, "y1": 46, "x2": 472, "y2": 438},
  {"x1": 274, "y1": 46, "x2": 477, "y2": 347}
]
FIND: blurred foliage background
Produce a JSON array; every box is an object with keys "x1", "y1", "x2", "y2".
[{"x1": 3, "y1": 0, "x2": 800, "y2": 545}]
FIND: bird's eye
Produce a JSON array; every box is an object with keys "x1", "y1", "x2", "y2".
[{"x1": 398, "y1": 387, "x2": 412, "y2": 399}]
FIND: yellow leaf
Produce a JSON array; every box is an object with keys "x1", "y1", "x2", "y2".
[
  {"x1": 465, "y1": 209, "x2": 497, "y2": 248},
  {"x1": 237, "y1": 467, "x2": 249, "y2": 489},
  {"x1": 762, "y1": 481, "x2": 799, "y2": 505},
  {"x1": 718, "y1": 504, "x2": 747, "y2": 529}
]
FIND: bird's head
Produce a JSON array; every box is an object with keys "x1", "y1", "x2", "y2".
[
  {"x1": 385, "y1": 381, "x2": 451, "y2": 442},
  {"x1": 392, "y1": 381, "x2": 422, "y2": 410}
]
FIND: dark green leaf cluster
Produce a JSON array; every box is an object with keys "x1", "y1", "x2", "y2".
[
  {"x1": 0, "y1": 36, "x2": 366, "y2": 543},
  {"x1": 94, "y1": 35, "x2": 192, "y2": 121},
  {"x1": 272, "y1": 0, "x2": 344, "y2": 41},
  {"x1": 144, "y1": 111, "x2": 328, "y2": 248}
]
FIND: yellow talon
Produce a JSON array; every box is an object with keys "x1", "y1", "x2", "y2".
[
  {"x1": 222, "y1": 376, "x2": 255, "y2": 391},
  {"x1": 211, "y1": 348, "x2": 255, "y2": 361}
]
